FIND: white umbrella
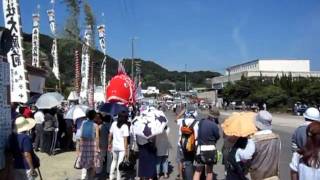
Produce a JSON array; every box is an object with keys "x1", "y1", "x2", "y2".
[
  {"x1": 67, "y1": 91, "x2": 79, "y2": 101},
  {"x1": 64, "y1": 105, "x2": 89, "y2": 121},
  {"x1": 35, "y1": 92, "x2": 64, "y2": 109},
  {"x1": 132, "y1": 107, "x2": 168, "y2": 139}
]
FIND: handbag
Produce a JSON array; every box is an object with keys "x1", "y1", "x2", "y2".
[{"x1": 119, "y1": 159, "x2": 134, "y2": 171}]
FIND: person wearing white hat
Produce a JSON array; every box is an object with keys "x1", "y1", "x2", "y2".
[
  {"x1": 10, "y1": 117, "x2": 40, "y2": 180},
  {"x1": 292, "y1": 107, "x2": 320, "y2": 152}
]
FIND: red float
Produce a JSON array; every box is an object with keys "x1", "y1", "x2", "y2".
[{"x1": 106, "y1": 72, "x2": 135, "y2": 104}]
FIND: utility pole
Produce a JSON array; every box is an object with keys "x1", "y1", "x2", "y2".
[{"x1": 184, "y1": 64, "x2": 187, "y2": 92}]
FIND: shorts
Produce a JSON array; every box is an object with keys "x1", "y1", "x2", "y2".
[
  {"x1": 194, "y1": 158, "x2": 214, "y2": 170},
  {"x1": 176, "y1": 147, "x2": 184, "y2": 163}
]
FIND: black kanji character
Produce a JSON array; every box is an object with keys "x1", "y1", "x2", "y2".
[
  {"x1": 6, "y1": 3, "x2": 15, "y2": 18},
  {"x1": 7, "y1": 17, "x2": 18, "y2": 33}
]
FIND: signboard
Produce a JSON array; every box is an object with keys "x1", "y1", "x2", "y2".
[{"x1": 0, "y1": 56, "x2": 12, "y2": 170}]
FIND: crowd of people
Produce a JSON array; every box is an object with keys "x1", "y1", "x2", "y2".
[{"x1": 6, "y1": 99, "x2": 320, "y2": 180}]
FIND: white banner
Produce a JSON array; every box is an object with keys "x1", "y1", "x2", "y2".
[
  {"x1": 80, "y1": 26, "x2": 92, "y2": 103},
  {"x1": 32, "y1": 13, "x2": 40, "y2": 67},
  {"x1": 100, "y1": 57, "x2": 106, "y2": 92},
  {"x1": 47, "y1": 9, "x2": 56, "y2": 35},
  {"x1": 51, "y1": 38, "x2": 60, "y2": 80},
  {"x1": 3, "y1": 0, "x2": 29, "y2": 103},
  {"x1": 97, "y1": 24, "x2": 106, "y2": 54},
  {"x1": 97, "y1": 24, "x2": 107, "y2": 94}
]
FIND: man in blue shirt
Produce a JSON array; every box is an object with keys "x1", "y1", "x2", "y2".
[{"x1": 194, "y1": 108, "x2": 220, "y2": 180}]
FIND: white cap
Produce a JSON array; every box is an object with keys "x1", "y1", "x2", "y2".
[{"x1": 304, "y1": 107, "x2": 320, "y2": 121}]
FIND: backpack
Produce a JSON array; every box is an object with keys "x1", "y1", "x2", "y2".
[{"x1": 180, "y1": 119, "x2": 197, "y2": 153}]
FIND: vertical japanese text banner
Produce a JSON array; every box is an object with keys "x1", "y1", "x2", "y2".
[
  {"x1": 2, "y1": 0, "x2": 29, "y2": 103},
  {"x1": 32, "y1": 13, "x2": 40, "y2": 67},
  {"x1": 97, "y1": 25, "x2": 107, "y2": 93},
  {"x1": 80, "y1": 26, "x2": 92, "y2": 103}
]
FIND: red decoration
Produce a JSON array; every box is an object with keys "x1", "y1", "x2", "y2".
[{"x1": 106, "y1": 73, "x2": 135, "y2": 104}]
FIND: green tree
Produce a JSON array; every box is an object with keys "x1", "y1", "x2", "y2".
[
  {"x1": 63, "y1": 0, "x2": 81, "y2": 40},
  {"x1": 251, "y1": 85, "x2": 288, "y2": 109}
]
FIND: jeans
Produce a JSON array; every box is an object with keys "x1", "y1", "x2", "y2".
[
  {"x1": 183, "y1": 161, "x2": 194, "y2": 180},
  {"x1": 156, "y1": 156, "x2": 169, "y2": 175},
  {"x1": 109, "y1": 151, "x2": 125, "y2": 180}
]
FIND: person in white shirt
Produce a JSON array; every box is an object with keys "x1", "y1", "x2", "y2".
[
  {"x1": 175, "y1": 106, "x2": 199, "y2": 180},
  {"x1": 34, "y1": 109, "x2": 45, "y2": 151},
  {"x1": 108, "y1": 111, "x2": 129, "y2": 180},
  {"x1": 290, "y1": 122, "x2": 320, "y2": 180}
]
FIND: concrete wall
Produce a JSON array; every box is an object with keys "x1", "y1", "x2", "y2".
[
  {"x1": 227, "y1": 59, "x2": 310, "y2": 75},
  {"x1": 228, "y1": 61, "x2": 259, "y2": 75},
  {"x1": 258, "y1": 60, "x2": 310, "y2": 72}
]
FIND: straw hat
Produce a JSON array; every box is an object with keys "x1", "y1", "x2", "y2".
[{"x1": 15, "y1": 116, "x2": 36, "y2": 133}]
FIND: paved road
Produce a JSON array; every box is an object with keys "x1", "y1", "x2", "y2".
[{"x1": 36, "y1": 110, "x2": 303, "y2": 180}]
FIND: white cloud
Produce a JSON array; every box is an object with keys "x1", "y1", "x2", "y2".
[{"x1": 232, "y1": 26, "x2": 248, "y2": 60}]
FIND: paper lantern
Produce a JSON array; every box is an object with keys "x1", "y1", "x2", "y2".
[{"x1": 106, "y1": 74, "x2": 135, "y2": 104}]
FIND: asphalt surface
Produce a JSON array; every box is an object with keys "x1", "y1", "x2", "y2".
[{"x1": 36, "y1": 110, "x2": 299, "y2": 180}]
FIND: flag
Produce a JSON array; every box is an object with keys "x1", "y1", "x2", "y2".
[
  {"x1": 80, "y1": 26, "x2": 92, "y2": 104},
  {"x1": 47, "y1": 9, "x2": 56, "y2": 35},
  {"x1": 51, "y1": 38, "x2": 60, "y2": 80},
  {"x1": 32, "y1": 13, "x2": 40, "y2": 67},
  {"x1": 97, "y1": 24, "x2": 107, "y2": 96},
  {"x1": 100, "y1": 57, "x2": 107, "y2": 91},
  {"x1": 97, "y1": 25, "x2": 106, "y2": 54},
  {"x1": 3, "y1": 0, "x2": 29, "y2": 103}
]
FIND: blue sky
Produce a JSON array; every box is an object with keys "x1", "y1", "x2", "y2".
[{"x1": 1, "y1": 0, "x2": 320, "y2": 72}]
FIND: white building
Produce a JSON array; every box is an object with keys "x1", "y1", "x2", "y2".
[
  {"x1": 212, "y1": 59, "x2": 320, "y2": 89},
  {"x1": 142, "y1": 86, "x2": 160, "y2": 95}
]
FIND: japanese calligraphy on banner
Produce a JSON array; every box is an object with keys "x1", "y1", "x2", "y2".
[
  {"x1": 97, "y1": 25, "x2": 106, "y2": 54},
  {"x1": 100, "y1": 57, "x2": 107, "y2": 93},
  {"x1": 51, "y1": 38, "x2": 60, "y2": 80},
  {"x1": 2, "y1": 0, "x2": 29, "y2": 103},
  {"x1": 97, "y1": 24, "x2": 107, "y2": 95},
  {"x1": 47, "y1": 9, "x2": 56, "y2": 35},
  {"x1": 80, "y1": 26, "x2": 92, "y2": 103},
  {"x1": 32, "y1": 13, "x2": 40, "y2": 67}
]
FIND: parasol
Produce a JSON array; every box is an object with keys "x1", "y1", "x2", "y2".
[
  {"x1": 132, "y1": 107, "x2": 168, "y2": 139},
  {"x1": 64, "y1": 105, "x2": 89, "y2": 121},
  {"x1": 221, "y1": 112, "x2": 257, "y2": 137},
  {"x1": 35, "y1": 92, "x2": 64, "y2": 109}
]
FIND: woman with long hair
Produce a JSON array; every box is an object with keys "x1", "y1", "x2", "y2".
[
  {"x1": 290, "y1": 121, "x2": 320, "y2": 180},
  {"x1": 108, "y1": 111, "x2": 129, "y2": 180}
]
